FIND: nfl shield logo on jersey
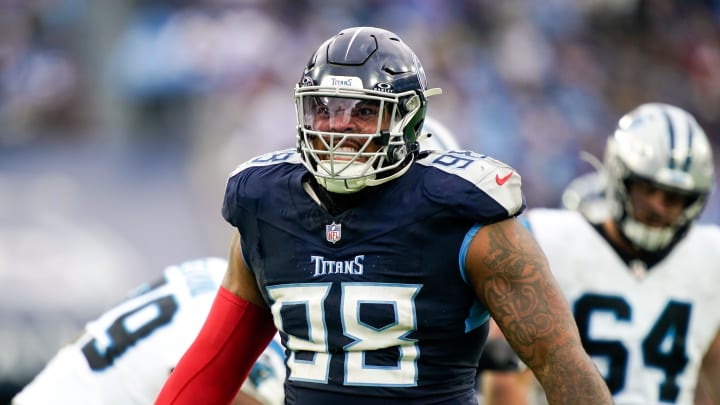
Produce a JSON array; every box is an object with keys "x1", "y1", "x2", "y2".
[{"x1": 326, "y1": 222, "x2": 342, "y2": 244}]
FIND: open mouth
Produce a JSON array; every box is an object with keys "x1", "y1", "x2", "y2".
[
  {"x1": 332, "y1": 146, "x2": 359, "y2": 161},
  {"x1": 329, "y1": 137, "x2": 369, "y2": 162}
]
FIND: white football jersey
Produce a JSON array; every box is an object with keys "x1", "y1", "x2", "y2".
[
  {"x1": 525, "y1": 209, "x2": 720, "y2": 405},
  {"x1": 12, "y1": 257, "x2": 285, "y2": 405}
]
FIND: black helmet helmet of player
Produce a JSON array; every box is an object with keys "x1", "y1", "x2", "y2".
[
  {"x1": 295, "y1": 26, "x2": 442, "y2": 193},
  {"x1": 604, "y1": 103, "x2": 715, "y2": 251}
]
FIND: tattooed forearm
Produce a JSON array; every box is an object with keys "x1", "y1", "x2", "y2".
[
  {"x1": 535, "y1": 344, "x2": 614, "y2": 404},
  {"x1": 467, "y1": 218, "x2": 613, "y2": 404}
]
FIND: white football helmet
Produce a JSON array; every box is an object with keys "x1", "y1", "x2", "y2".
[
  {"x1": 604, "y1": 103, "x2": 715, "y2": 251},
  {"x1": 295, "y1": 27, "x2": 442, "y2": 194},
  {"x1": 561, "y1": 152, "x2": 609, "y2": 224},
  {"x1": 418, "y1": 116, "x2": 461, "y2": 151}
]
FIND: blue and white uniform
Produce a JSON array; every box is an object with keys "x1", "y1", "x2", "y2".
[
  {"x1": 222, "y1": 148, "x2": 524, "y2": 404},
  {"x1": 524, "y1": 209, "x2": 720, "y2": 405},
  {"x1": 12, "y1": 257, "x2": 285, "y2": 405}
]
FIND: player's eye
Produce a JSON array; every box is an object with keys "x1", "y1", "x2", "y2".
[
  {"x1": 315, "y1": 106, "x2": 330, "y2": 116},
  {"x1": 352, "y1": 103, "x2": 380, "y2": 120}
]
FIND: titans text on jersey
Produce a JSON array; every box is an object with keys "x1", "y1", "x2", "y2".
[
  {"x1": 311, "y1": 255, "x2": 364, "y2": 277},
  {"x1": 222, "y1": 148, "x2": 524, "y2": 403}
]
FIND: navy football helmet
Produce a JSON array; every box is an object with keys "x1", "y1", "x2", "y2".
[{"x1": 295, "y1": 26, "x2": 441, "y2": 193}]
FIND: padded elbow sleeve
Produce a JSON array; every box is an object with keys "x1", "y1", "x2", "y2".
[{"x1": 155, "y1": 286, "x2": 277, "y2": 405}]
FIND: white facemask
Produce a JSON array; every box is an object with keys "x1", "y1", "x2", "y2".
[{"x1": 620, "y1": 216, "x2": 675, "y2": 251}]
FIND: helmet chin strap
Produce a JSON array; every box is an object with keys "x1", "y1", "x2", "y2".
[
  {"x1": 315, "y1": 154, "x2": 415, "y2": 194},
  {"x1": 316, "y1": 161, "x2": 374, "y2": 194},
  {"x1": 620, "y1": 216, "x2": 675, "y2": 251}
]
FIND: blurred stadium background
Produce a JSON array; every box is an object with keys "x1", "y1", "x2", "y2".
[{"x1": 2, "y1": 0, "x2": 720, "y2": 402}]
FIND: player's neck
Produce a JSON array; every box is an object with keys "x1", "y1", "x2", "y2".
[
  {"x1": 304, "y1": 174, "x2": 377, "y2": 216},
  {"x1": 603, "y1": 219, "x2": 636, "y2": 257}
]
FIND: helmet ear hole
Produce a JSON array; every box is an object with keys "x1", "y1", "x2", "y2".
[
  {"x1": 402, "y1": 95, "x2": 421, "y2": 113},
  {"x1": 387, "y1": 144, "x2": 407, "y2": 163}
]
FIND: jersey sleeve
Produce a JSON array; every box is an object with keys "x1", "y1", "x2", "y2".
[
  {"x1": 222, "y1": 149, "x2": 302, "y2": 229},
  {"x1": 417, "y1": 150, "x2": 525, "y2": 223}
]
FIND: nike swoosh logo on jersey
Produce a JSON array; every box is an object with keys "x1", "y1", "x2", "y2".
[{"x1": 495, "y1": 172, "x2": 513, "y2": 186}]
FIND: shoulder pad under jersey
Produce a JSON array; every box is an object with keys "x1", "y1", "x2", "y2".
[
  {"x1": 223, "y1": 149, "x2": 304, "y2": 227},
  {"x1": 228, "y1": 148, "x2": 302, "y2": 178},
  {"x1": 417, "y1": 150, "x2": 524, "y2": 217}
]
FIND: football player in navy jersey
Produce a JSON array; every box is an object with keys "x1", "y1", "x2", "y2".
[{"x1": 156, "y1": 26, "x2": 611, "y2": 405}]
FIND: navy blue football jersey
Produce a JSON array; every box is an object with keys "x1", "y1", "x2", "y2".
[{"x1": 222, "y1": 149, "x2": 524, "y2": 404}]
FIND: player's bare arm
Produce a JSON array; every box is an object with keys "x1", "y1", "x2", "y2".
[
  {"x1": 697, "y1": 331, "x2": 720, "y2": 404},
  {"x1": 465, "y1": 217, "x2": 612, "y2": 404},
  {"x1": 222, "y1": 230, "x2": 267, "y2": 308}
]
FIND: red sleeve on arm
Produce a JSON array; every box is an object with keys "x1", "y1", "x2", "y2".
[{"x1": 155, "y1": 286, "x2": 277, "y2": 405}]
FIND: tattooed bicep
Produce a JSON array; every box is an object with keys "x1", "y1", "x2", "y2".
[
  {"x1": 465, "y1": 218, "x2": 571, "y2": 366},
  {"x1": 466, "y1": 218, "x2": 546, "y2": 279}
]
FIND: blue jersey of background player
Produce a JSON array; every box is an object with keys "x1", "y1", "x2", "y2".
[{"x1": 157, "y1": 26, "x2": 612, "y2": 405}]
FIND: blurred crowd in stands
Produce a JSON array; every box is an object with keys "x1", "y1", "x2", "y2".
[{"x1": 1, "y1": 0, "x2": 720, "y2": 403}]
